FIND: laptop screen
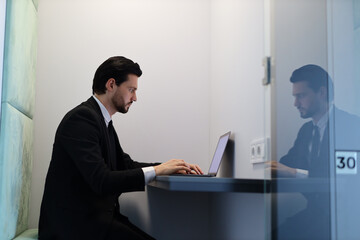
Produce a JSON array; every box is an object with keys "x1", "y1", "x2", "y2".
[{"x1": 208, "y1": 131, "x2": 231, "y2": 175}]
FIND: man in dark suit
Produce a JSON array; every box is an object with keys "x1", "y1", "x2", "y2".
[
  {"x1": 268, "y1": 64, "x2": 360, "y2": 239},
  {"x1": 38, "y1": 56, "x2": 203, "y2": 240},
  {"x1": 268, "y1": 64, "x2": 332, "y2": 178}
]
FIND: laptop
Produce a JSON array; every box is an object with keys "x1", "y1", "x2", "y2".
[{"x1": 171, "y1": 131, "x2": 231, "y2": 177}]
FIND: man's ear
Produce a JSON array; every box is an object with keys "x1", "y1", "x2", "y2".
[{"x1": 105, "y1": 78, "x2": 116, "y2": 92}]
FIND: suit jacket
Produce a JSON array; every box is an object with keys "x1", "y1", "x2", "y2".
[
  {"x1": 280, "y1": 107, "x2": 360, "y2": 178},
  {"x1": 279, "y1": 120, "x2": 330, "y2": 178},
  {"x1": 39, "y1": 97, "x2": 157, "y2": 240},
  {"x1": 276, "y1": 108, "x2": 360, "y2": 239},
  {"x1": 278, "y1": 106, "x2": 360, "y2": 223}
]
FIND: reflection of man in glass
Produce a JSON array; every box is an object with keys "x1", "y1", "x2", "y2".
[
  {"x1": 269, "y1": 64, "x2": 360, "y2": 178},
  {"x1": 268, "y1": 64, "x2": 360, "y2": 239},
  {"x1": 269, "y1": 64, "x2": 332, "y2": 178}
]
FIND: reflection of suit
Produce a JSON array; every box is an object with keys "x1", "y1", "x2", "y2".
[
  {"x1": 279, "y1": 119, "x2": 329, "y2": 178},
  {"x1": 39, "y1": 97, "x2": 157, "y2": 239},
  {"x1": 277, "y1": 107, "x2": 360, "y2": 239},
  {"x1": 278, "y1": 120, "x2": 330, "y2": 239},
  {"x1": 280, "y1": 107, "x2": 360, "y2": 176}
]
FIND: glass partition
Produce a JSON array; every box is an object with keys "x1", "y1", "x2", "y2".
[
  {"x1": 267, "y1": 0, "x2": 360, "y2": 239},
  {"x1": 328, "y1": 0, "x2": 360, "y2": 238}
]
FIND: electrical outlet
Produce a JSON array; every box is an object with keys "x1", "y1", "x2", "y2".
[
  {"x1": 251, "y1": 145, "x2": 256, "y2": 159},
  {"x1": 250, "y1": 138, "x2": 269, "y2": 163}
]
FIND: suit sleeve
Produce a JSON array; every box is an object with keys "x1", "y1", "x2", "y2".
[{"x1": 56, "y1": 107, "x2": 146, "y2": 195}]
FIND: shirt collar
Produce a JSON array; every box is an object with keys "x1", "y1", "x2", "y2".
[
  {"x1": 314, "y1": 111, "x2": 328, "y2": 130},
  {"x1": 312, "y1": 105, "x2": 333, "y2": 141},
  {"x1": 92, "y1": 95, "x2": 111, "y2": 127}
]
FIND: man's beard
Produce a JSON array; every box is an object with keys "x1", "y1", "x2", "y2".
[
  {"x1": 298, "y1": 108, "x2": 315, "y2": 119},
  {"x1": 116, "y1": 102, "x2": 132, "y2": 113}
]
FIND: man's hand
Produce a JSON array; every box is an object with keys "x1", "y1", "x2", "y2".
[
  {"x1": 154, "y1": 159, "x2": 190, "y2": 176},
  {"x1": 188, "y1": 164, "x2": 204, "y2": 175},
  {"x1": 154, "y1": 159, "x2": 204, "y2": 176},
  {"x1": 265, "y1": 161, "x2": 297, "y2": 178},
  {"x1": 176, "y1": 164, "x2": 204, "y2": 175}
]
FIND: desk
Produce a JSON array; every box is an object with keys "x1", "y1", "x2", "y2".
[
  {"x1": 147, "y1": 177, "x2": 329, "y2": 240},
  {"x1": 149, "y1": 176, "x2": 268, "y2": 193},
  {"x1": 147, "y1": 177, "x2": 268, "y2": 240},
  {"x1": 149, "y1": 176, "x2": 329, "y2": 193}
]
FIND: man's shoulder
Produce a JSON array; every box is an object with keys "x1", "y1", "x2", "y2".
[
  {"x1": 54, "y1": 97, "x2": 105, "y2": 140},
  {"x1": 59, "y1": 97, "x2": 102, "y2": 126},
  {"x1": 335, "y1": 107, "x2": 360, "y2": 124},
  {"x1": 66, "y1": 97, "x2": 98, "y2": 116},
  {"x1": 334, "y1": 107, "x2": 360, "y2": 149},
  {"x1": 298, "y1": 120, "x2": 313, "y2": 132}
]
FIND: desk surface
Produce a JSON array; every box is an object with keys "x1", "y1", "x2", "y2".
[
  {"x1": 148, "y1": 176, "x2": 329, "y2": 193},
  {"x1": 149, "y1": 176, "x2": 268, "y2": 193}
]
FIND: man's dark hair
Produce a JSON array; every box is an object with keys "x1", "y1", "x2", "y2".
[
  {"x1": 290, "y1": 64, "x2": 333, "y2": 101},
  {"x1": 92, "y1": 56, "x2": 142, "y2": 94}
]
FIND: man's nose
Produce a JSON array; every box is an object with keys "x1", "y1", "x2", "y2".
[{"x1": 132, "y1": 92, "x2": 137, "y2": 102}]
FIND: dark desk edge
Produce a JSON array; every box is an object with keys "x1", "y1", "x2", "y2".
[{"x1": 148, "y1": 176, "x2": 330, "y2": 193}]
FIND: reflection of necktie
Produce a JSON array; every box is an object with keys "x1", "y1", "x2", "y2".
[
  {"x1": 310, "y1": 125, "x2": 320, "y2": 162},
  {"x1": 108, "y1": 120, "x2": 116, "y2": 169}
]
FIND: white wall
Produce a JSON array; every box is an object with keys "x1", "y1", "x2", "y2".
[
  {"x1": 272, "y1": 0, "x2": 328, "y2": 159},
  {"x1": 209, "y1": 1, "x2": 267, "y2": 239},
  {"x1": 30, "y1": 0, "x2": 211, "y2": 233},
  {"x1": 210, "y1": 0, "x2": 266, "y2": 180}
]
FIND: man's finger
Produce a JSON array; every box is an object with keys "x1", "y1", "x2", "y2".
[
  {"x1": 194, "y1": 166, "x2": 201, "y2": 175},
  {"x1": 196, "y1": 165, "x2": 204, "y2": 175}
]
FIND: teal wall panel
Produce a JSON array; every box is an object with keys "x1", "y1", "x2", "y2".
[
  {"x1": 0, "y1": 103, "x2": 34, "y2": 239},
  {"x1": 2, "y1": 0, "x2": 37, "y2": 119},
  {"x1": 32, "y1": 0, "x2": 38, "y2": 11},
  {"x1": 0, "y1": 0, "x2": 38, "y2": 238}
]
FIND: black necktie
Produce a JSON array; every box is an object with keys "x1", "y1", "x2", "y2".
[
  {"x1": 310, "y1": 125, "x2": 320, "y2": 162},
  {"x1": 108, "y1": 120, "x2": 117, "y2": 169}
]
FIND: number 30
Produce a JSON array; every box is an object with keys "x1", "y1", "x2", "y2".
[{"x1": 337, "y1": 156, "x2": 356, "y2": 169}]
